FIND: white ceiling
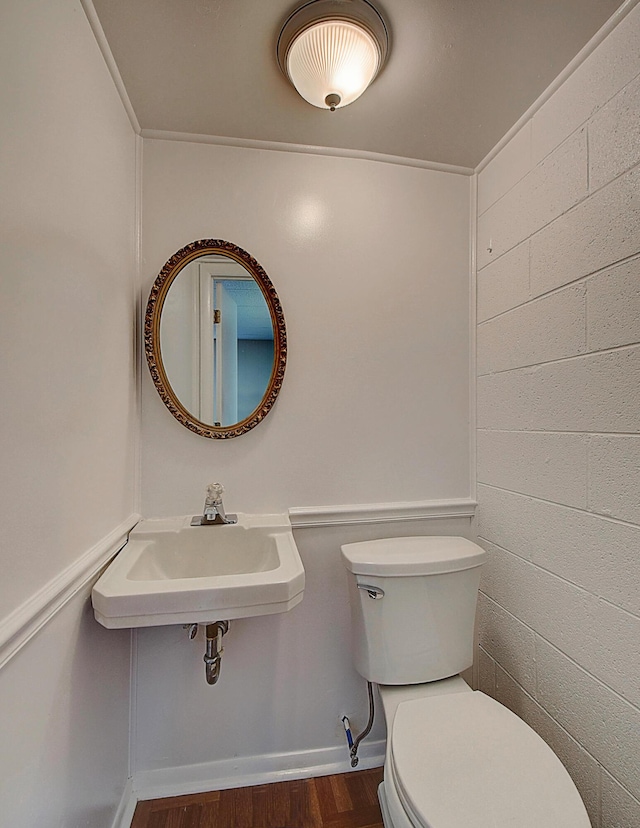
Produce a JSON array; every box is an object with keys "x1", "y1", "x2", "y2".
[{"x1": 92, "y1": 0, "x2": 625, "y2": 168}]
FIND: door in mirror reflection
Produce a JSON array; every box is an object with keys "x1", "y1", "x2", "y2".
[
  {"x1": 159, "y1": 255, "x2": 274, "y2": 427},
  {"x1": 211, "y1": 277, "x2": 274, "y2": 426}
]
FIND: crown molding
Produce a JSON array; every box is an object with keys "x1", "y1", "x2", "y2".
[
  {"x1": 476, "y1": 0, "x2": 640, "y2": 173},
  {"x1": 141, "y1": 129, "x2": 474, "y2": 176},
  {"x1": 80, "y1": 0, "x2": 141, "y2": 134}
]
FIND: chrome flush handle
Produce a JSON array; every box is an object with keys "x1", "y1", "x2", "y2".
[{"x1": 357, "y1": 583, "x2": 385, "y2": 600}]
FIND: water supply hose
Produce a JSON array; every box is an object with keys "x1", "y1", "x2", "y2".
[{"x1": 348, "y1": 681, "x2": 375, "y2": 767}]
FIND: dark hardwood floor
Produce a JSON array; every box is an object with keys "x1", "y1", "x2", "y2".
[{"x1": 130, "y1": 767, "x2": 385, "y2": 828}]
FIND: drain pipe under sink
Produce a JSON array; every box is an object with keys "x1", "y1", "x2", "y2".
[{"x1": 204, "y1": 621, "x2": 229, "y2": 685}]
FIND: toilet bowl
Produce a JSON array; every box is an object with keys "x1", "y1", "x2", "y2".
[{"x1": 341, "y1": 536, "x2": 590, "y2": 828}]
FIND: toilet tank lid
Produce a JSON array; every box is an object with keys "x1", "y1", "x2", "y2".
[{"x1": 341, "y1": 536, "x2": 486, "y2": 576}]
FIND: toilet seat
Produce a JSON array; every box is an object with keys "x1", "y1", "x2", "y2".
[{"x1": 389, "y1": 691, "x2": 590, "y2": 828}]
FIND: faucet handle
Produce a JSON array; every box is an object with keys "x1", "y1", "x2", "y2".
[{"x1": 206, "y1": 482, "x2": 224, "y2": 501}]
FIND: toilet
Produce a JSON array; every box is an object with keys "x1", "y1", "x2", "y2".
[{"x1": 341, "y1": 536, "x2": 591, "y2": 828}]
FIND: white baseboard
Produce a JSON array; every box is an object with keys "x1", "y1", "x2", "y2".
[
  {"x1": 132, "y1": 740, "x2": 386, "y2": 804},
  {"x1": 111, "y1": 777, "x2": 137, "y2": 828}
]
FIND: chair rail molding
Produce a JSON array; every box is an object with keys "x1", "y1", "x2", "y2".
[
  {"x1": 289, "y1": 498, "x2": 477, "y2": 529},
  {"x1": 0, "y1": 513, "x2": 140, "y2": 671}
]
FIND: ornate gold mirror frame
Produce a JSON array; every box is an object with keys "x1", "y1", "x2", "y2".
[{"x1": 145, "y1": 239, "x2": 287, "y2": 438}]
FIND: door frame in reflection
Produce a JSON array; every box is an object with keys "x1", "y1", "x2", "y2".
[{"x1": 197, "y1": 258, "x2": 274, "y2": 427}]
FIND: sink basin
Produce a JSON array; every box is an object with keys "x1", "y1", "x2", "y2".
[{"x1": 92, "y1": 514, "x2": 305, "y2": 628}]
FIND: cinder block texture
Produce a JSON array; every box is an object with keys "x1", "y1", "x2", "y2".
[
  {"x1": 481, "y1": 539, "x2": 640, "y2": 706},
  {"x1": 601, "y1": 772, "x2": 640, "y2": 828},
  {"x1": 531, "y1": 2, "x2": 640, "y2": 164},
  {"x1": 476, "y1": 593, "x2": 537, "y2": 694},
  {"x1": 475, "y1": 8, "x2": 640, "y2": 826},
  {"x1": 477, "y1": 485, "x2": 640, "y2": 616},
  {"x1": 495, "y1": 666, "x2": 601, "y2": 826},
  {"x1": 478, "y1": 129, "x2": 588, "y2": 269},
  {"x1": 587, "y1": 258, "x2": 640, "y2": 352},
  {"x1": 477, "y1": 430, "x2": 587, "y2": 507},
  {"x1": 477, "y1": 646, "x2": 496, "y2": 697},
  {"x1": 589, "y1": 72, "x2": 640, "y2": 191},
  {"x1": 478, "y1": 122, "x2": 531, "y2": 215},
  {"x1": 589, "y1": 435, "x2": 640, "y2": 525},
  {"x1": 477, "y1": 241, "x2": 529, "y2": 323},
  {"x1": 530, "y1": 165, "x2": 640, "y2": 297},
  {"x1": 477, "y1": 345, "x2": 640, "y2": 433},
  {"x1": 536, "y1": 638, "x2": 640, "y2": 801},
  {"x1": 477, "y1": 284, "x2": 586, "y2": 375}
]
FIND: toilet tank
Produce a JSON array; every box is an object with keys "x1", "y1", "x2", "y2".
[{"x1": 341, "y1": 537, "x2": 486, "y2": 685}]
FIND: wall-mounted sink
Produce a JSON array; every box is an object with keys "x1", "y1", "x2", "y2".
[{"x1": 92, "y1": 514, "x2": 305, "y2": 628}]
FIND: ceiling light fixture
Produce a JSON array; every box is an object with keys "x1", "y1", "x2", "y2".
[{"x1": 277, "y1": 0, "x2": 389, "y2": 111}]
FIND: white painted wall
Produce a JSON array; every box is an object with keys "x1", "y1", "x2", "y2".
[
  {"x1": 140, "y1": 140, "x2": 472, "y2": 515},
  {"x1": 0, "y1": 0, "x2": 138, "y2": 617},
  {"x1": 0, "y1": 0, "x2": 138, "y2": 823},
  {"x1": 160, "y1": 259, "x2": 199, "y2": 411},
  {"x1": 135, "y1": 140, "x2": 472, "y2": 787},
  {"x1": 0, "y1": 586, "x2": 132, "y2": 827},
  {"x1": 475, "y1": 6, "x2": 640, "y2": 826}
]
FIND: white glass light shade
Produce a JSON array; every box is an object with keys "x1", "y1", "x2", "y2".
[{"x1": 287, "y1": 20, "x2": 380, "y2": 109}]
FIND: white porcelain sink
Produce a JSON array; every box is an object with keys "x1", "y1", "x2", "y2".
[{"x1": 92, "y1": 514, "x2": 305, "y2": 628}]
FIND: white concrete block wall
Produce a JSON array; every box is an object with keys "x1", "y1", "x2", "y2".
[{"x1": 475, "y1": 5, "x2": 640, "y2": 826}]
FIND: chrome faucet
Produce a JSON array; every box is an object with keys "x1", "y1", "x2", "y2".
[{"x1": 191, "y1": 483, "x2": 237, "y2": 526}]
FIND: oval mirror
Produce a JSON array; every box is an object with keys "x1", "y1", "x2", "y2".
[{"x1": 145, "y1": 240, "x2": 286, "y2": 438}]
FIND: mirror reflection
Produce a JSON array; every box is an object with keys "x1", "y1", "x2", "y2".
[
  {"x1": 145, "y1": 240, "x2": 286, "y2": 439},
  {"x1": 161, "y1": 255, "x2": 274, "y2": 427}
]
